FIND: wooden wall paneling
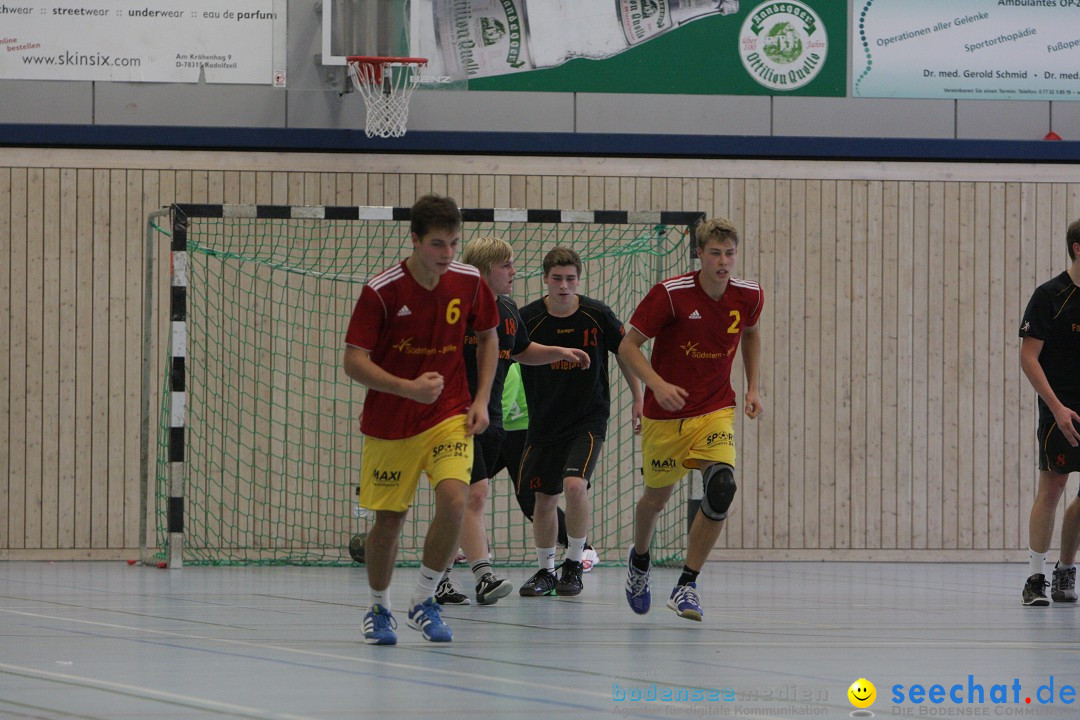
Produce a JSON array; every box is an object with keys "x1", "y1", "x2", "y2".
[
  {"x1": 754, "y1": 178, "x2": 774, "y2": 548},
  {"x1": 24, "y1": 168, "x2": 44, "y2": 549},
  {"x1": 772, "y1": 178, "x2": 792, "y2": 549},
  {"x1": 911, "y1": 182, "x2": 930, "y2": 548},
  {"x1": 1016, "y1": 182, "x2": 1040, "y2": 548},
  {"x1": 880, "y1": 181, "x2": 898, "y2": 549},
  {"x1": 238, "y1": 170, "x2": 256, "y2": 204},
  {"x1": 9, "y1": 169, "x2": 28, "y2": 550},
  {"x1": 191, "y1": 170, "x2": 209, "y2": 203},
  {"x1": 74, "y1": 169, "x2": 94, "y2": 548},
  {"x1": 786, "y1": 179, "x2": 805, "y2": 549},
  {"x1": 506, "y1": 175, "x2": 524, "y2": 208},
  {"x1": 42, "y1": 169, "x2": 61, "y2": 549},
  {"x1": 867, "y1": 181, "x2": 885, "y2": 548},
  {"x1": 972, "y1": 183, "x2": 992, "y2": 549},
  {"x1": 0, "y1": 168, "x2": 11, "y2": 550},
  {"x1": 834, "y1": 180, "x2": 852, "y2": 549},
  {"x1": 618, "y1": 177, "x2": 634, "y2": 211},
  {"x1": 90, "y1": 169, "x2": 110, "y2": 548},
  {"x1": 849, "y1": 180, "x2": 868, "y2": 549},
  {"x1": 925, "y1": 182, "x2": 945, "y2": 548},
  {"x1": 572, "y1": 176, "x2": 588, "y2": 210},
  {"x1": 286, "y1": 173, "x2": 305, "y2": 206},
  {"x1": 477, "y1": 174, "x2": 495, "y2": 208},
  {"x1": 430, "y1": 172, "x2": 448, "y2": 199},
  {"x1": 942, "y1": 182, "x2": 961, "y2": 549},
  {"x1": 1003, "y1": 182, "x2": 1023, "y2": 550},
  {"x1": 957, "y1": 182, "x2": 976, "y2": 549},
  {"x1": 320, "y1": 172, "x2": 337, "y2": 205},
  {"x1": 124, "y1": 170, "x2": 144, "y2": 548},
  {"x1": 223, "y1": 171, "x2": 240, "y2": 204},
  {"x1": 206, "y1": 170, "x2": 224, "y2": 204},
  {"x1": 140, "y1": 169, "x2": 163, "y2": 552},
  {"x1": 57, "y1": 168, "x2": 78, "y2": 549},
  {"x1": 459, "y1": 173, "x2": 478, "y2": 207},
  {"x1": 895, "y1": 182, "x2": 915, "y2": 549},
  {"x1": 493, "y1": 175, "x2": 510, "y2": 208},
  {"x1": 302, "y1": 172, "x2": 319, "y2": 206},
  {"x1": 986, "y1": 183, "x2": 1006, "y2": 549},
  {"x1": 334, "y1": 172, "x2": 351, "y2": 206},
  {"x1": 107, "y1": 171, "x2": 127, "y2": 548},
  {"x1": 803, "y1": 180, "x2": 822, "y2": 549},
  {"x1": 254, "y1": 171, "x2": 272, "y2": 204},
  {"x1": 818, "y1": 181, "x2": 837, "y2": 550},
  {"x1": 270, "y1": 171, "x2": 288, "y2": 205}
]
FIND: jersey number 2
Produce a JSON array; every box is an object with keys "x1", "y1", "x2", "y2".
[{"x1": 727, "y1": 310, "x2": 741, "y2": 334}]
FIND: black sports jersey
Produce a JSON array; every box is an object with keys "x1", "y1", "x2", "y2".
[
  {"x1": 519, "y1": 294, "x2": 625, "y2": 444},
  {"x1": 1019, "y1": 270, "x2": 1080, "y2": 408},
  {"x1": 465, "y1": 295, "x2": 531, "y2": 429}
]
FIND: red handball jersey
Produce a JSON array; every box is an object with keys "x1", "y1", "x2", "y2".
[
  {"x1": 345, "y1": 260, "x2": 499, "y2": 439},
  {"x1": 628, "y1": 271, "x2": 763, "y2": 421}
]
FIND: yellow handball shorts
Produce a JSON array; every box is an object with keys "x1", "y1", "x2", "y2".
[
  {"x1": 359, "y1": 414, "x2": 473, "y2": 512},
  {"x1": 641, "y1": 407, "x2": 736, "y2": 489}
]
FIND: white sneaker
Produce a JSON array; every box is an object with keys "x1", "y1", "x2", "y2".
[{"x1": 582, "y1": 546, "x2": 600, "y2": 573}]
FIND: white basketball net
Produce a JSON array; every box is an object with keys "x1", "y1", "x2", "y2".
[{"x1": 347, "y1": 59, "x2": 425, "y2": 139}]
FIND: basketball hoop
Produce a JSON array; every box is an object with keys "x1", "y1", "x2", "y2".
[{"x1": 346, "y1": 56, "x2": 427, "y2": 139}]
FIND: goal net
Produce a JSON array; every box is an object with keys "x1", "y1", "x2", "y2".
[{"x1": 151, "y1": 203, "x2": 703, "y2": 567}]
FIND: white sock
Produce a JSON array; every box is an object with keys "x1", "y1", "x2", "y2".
[
  {"x1": 411, "y1": 564, "x2": 442, "y2": 607},
  {"x1": 536, "y1": 547, "x2": 556, "y2": 572},
  {"x1": 1029, "y1": 549, "x2": 1047, "y2": 578},
  {"x1": 1057, "y1": 562, "x2": 1075, "y2": 572},
  {"x1": 440, "y1": 566, "x2": 453, "y2": 583},
  {"x1": 566, "y1": 535, "x2": 587, "y2": 563},
  {"x1": 471, "y1": 559, "x2": 493, "y2": 584},
  {"x1": 370, "y1": 587, "x2": 389, "y2": 611}
]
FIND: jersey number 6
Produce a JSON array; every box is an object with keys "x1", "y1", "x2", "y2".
[{"x1": 446, "y1": 298, "x2": 461, "y2": 324}]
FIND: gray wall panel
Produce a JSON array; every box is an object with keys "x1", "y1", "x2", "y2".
[
  {"x1": 0, "y1": 81, "x2": 94, "y2": 124},
  {"x1": 956, "y1": 100, "x2": 1050, "y2": 140},
  {"x1": 773, "y1": 97, "x2": 956, "y2": 138},
  {"x1": 576, "y1": 93, "x2": 771, "y2": 136},
  {"x1": 406, "y1": 90, "x2": 576, "y2": 133},
  {"x1": 94, "y1": 84, "x2": 286, "y2": 127}
]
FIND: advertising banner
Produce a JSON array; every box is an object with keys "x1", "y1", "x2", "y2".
[
  {"x1": 0, "y1": 0, "x2": 287, "y2": 85},
  {"x1": 853, "y1": 0, "x2": 1080, "y2": 101},
  {"x1": 409, "y1": 0, "x2": 846, "y2": 96}
]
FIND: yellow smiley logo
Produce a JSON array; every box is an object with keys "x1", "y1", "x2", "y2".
[{"x1": 848, "y1": 678, "x2": 876, "y2": 709}]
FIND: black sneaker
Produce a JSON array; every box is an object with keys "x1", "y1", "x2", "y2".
[
  {"x1": 519, "y1": 568, "x2": 558, "y2": 596},
  {"x1": 1022, "y1": 573, "x2": 1050, "y2": 606},
  {"x1": 555, "y1": 559, "x2": 584, "y2": 596},
  {"x1": 435, "y1": 577, "x2": 471, "y2": 606},
  {"x1": 475, "y1": 572, "x2": 513, "y2": 605},
  {"x1": 1051, "y1": 563, "x2": 1077, "y2": 603}
]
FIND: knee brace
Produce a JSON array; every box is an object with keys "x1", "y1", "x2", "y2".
[{"x1": 700, "y1": 463, "x2": 737, "y2": 521}]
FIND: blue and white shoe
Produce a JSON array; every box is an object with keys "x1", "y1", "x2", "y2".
[
  {"x1": 667, "y1": 582, "x2": 703, "y2": 621},
  {"x1": 625, "y1": 549, "x2": 652, "y2": 615},
  {"x1": 407, "y1": 597, "x2": 453, "y2": 642},
  {"x1": 362, "y1": 604, "x2": 398, "y2": 645}
]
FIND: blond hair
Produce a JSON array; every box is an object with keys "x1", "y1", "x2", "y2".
[
  {"x1": 695, "y1": 218, "x2": 740, "y2": 250},
  {"x1": 462, "y1": 235, "x2": 513, "y2": 276}
]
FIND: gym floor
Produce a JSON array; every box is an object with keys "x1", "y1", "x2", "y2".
[{"x1": 0, "y1": 560, "x2": 1076, "y2": 720}]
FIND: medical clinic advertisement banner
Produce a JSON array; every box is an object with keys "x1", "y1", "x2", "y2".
[
  {"x1": 0, "y1": 0, "x2": 287, "y2": 85},
  {"x1": 409, "y1": 0, "x2": 846, "y2": 96},
  {"x1": 854, "y1": 0, "x2": 1080, "y2": 101}
]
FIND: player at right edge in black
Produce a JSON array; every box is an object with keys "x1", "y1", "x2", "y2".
[{"x1": 1019, "y1": 218, "x2": 1080, "y2": 606}]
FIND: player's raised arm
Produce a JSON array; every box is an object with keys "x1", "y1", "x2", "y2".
[{"x1": 343, "y1": 345, "x2": 444, "y2": 404}]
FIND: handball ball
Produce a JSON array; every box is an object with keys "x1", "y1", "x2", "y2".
[{"x1": 348, "y1": 533, "x2": 366, "y2": 564}]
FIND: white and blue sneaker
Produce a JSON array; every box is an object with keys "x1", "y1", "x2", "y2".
[
  {"x1": 362, "y1": 604, "x2": 398, "y2": 645},
  {"x1": 625, "y1": 549, "x2": 651, "y2": 615},
  {"x1": 667, "y1": 582, "x2": 703, "y2": 621},
  {"x1": 407, "y1": 597, "x2": 453, "y2": 642}
]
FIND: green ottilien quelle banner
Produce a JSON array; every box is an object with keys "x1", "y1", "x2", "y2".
[{"x1": 409, "y1": 0, "x2": 846, "y2": 96}]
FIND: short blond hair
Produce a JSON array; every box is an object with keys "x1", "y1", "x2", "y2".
[
  {"x1": 695, "y1": 218, "x2": 740, "y2": 250},
  {"x1": 462, "y1": 235, "x2": 513, "y2": 276}
]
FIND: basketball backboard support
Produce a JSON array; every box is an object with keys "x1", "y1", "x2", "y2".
[{"x1": 321, "y1": 0, "x2": 408, "y2": 66}]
